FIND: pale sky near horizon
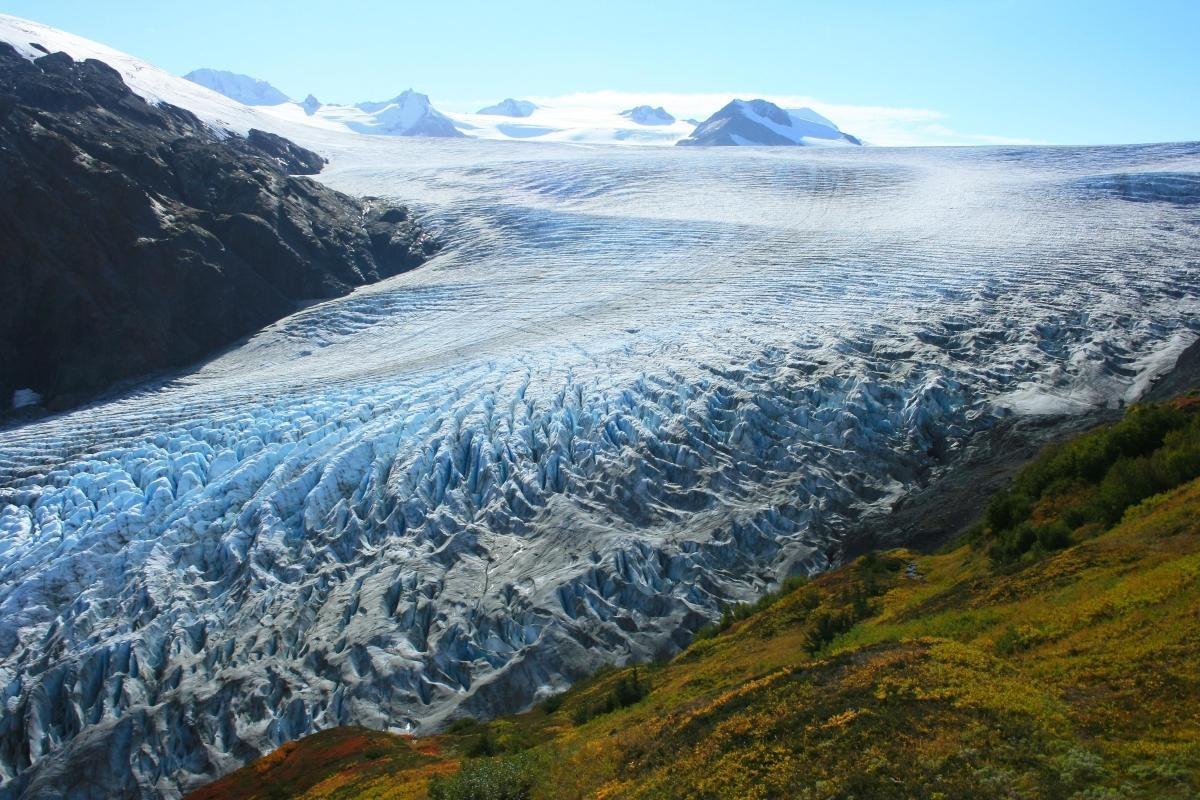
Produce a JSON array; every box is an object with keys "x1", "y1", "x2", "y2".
[{"x1": 2, "y1": 0, "x2": 1197, "y2": 146}]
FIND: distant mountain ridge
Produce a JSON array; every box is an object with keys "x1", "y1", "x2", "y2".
[
  {"x1": 477, "y1": 98, "x2": 537, "y2": 117},
  {"x1": 678, "y1": 98, "x2": 862, "y2": 147},
  {"x1": 620, "y1": 105, "x2": 676, "y2": 125},
  {"x1": 180, "y1": 63, "x2": 861, "y2": 147},
  {"x1": 350, "y1": 89, "x2": 464, "y2": 136},
  {"x1": 184, "y1": 67, "x2": 290, "y2": 105},
  {"x1": 11, "y1": 15, "x2": 867, "y2": 149}
]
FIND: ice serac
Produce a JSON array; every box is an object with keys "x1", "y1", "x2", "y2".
[
  {"x1": 0, "y1": 43, "x2": 436, "y2": 411},
  {"x1": 620, "y1": 105, "x2": 676, "y2": 126},
  {"x1": 476, "y1": 98, "x2": 537, "y2": 117},
  {"x1": 677, "y1": 99, "x2": 861, "y2": 146},
  {"x1": 351, "y1": 90, "x2": 465, "y2": 137},
  {"x1": 183, "y1": 68, "x2": 290, "y2": 106}
]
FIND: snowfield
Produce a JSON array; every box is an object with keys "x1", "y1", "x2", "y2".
[{"x1": 1, "y1": 13, "x2": 1200, "y2": 800}]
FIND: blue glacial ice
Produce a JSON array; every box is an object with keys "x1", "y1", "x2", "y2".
[{"x1": 0, "y1": 138, "x2": 1199, "y2": 797}]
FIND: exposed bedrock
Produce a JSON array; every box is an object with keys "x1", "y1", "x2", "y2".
[{"x1": 0, "y1": 44, "x2": 436, "y2": 412}]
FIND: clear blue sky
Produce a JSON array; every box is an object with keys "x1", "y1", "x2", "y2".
[{"x1": 3, "y1": 0, "x2": 1198, "y2": 145}]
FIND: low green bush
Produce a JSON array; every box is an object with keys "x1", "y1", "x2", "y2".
[
  {"x1": 447, "y1": 717, "x2": 479, "y2": 734},
  {"x1": 985, "y1": 402, "x2": 1200, "y2": 562},
  {"x1": 465, "y1": 725, "x2": 498, "y2": 758},
  {"x1": 428, "y1": 750, "x2": 545, "y2": 800},
  {"x1": 572, "y1": 666, "x2": 649, "y2": 724},
  {"x1": 693, "y1": 574, "x2": 810, "y2": 641}
]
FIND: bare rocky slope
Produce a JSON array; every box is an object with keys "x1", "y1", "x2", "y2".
[{"x1": 0, "y1": 43, "x2": 436, "y2": 413}]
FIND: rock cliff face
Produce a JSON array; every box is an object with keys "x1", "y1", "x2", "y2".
[{"x1": 0, "y1": 43, "x2": 436, "y2": 411}]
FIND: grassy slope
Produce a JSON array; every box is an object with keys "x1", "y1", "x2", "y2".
[{"x1": 190, "y1": 404, "x2": 1200, "y2": 800}]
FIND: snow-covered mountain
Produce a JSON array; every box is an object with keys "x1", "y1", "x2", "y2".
[
  {"x1": 184, "y1": 68, "x2": 290, "y2": 105},
  {"x1": 476, "y1": 98, "x2": 537, "y2": 117},
  {"x1": 789, "y1": 106, "x2": 843, "y2": 130},
  {"x1": 677, "y1": 99, "x2": 862, "y2": 146},
  {"x1": 336, "y1": 89, "x2": 464, "y2": 137},
  {"x1": 0, "y1": 15, "x2": 857, "y2": 150},
  {"x1": 182, "y1": 65, "x2": 465, "y2": 139},
  {"x1": 620, "y1": 105, "x2": 676, "y2": 125}
]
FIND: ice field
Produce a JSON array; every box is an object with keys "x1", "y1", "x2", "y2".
[{"x1": 1, "y1": 121, "x2": 1199, "y2": 795}]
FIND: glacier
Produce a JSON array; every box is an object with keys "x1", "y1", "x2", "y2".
[
  {"x1": 0, "y1": 134, "x2": 1197, "y2": 798},
  {"x1": 1, "y1": 17, "x2": 1200, "y2": 797}
]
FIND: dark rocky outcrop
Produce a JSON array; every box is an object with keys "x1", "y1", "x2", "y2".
[
  {"x1": 0, "y1": 43, "x2": 437, "y2": 412},
  {"x1": 238, "y1": 128, "x2": 326, "y2": 175}
]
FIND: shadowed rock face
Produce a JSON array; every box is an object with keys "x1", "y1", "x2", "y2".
[{"x1": 0, "y1": 44, "x2": 437, "y2": 412}]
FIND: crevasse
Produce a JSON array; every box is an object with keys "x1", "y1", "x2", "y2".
[{"x1": 0, "y1": 140, "x2": 1198, "y2": 798}]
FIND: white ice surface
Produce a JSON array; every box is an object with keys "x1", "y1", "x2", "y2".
[
  {"x1": 1, "y1": 13, "x2": 1199, "y2": 800},
  {"x1": 447, "y1": 103, "x2": 697, "y2": 145}
]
